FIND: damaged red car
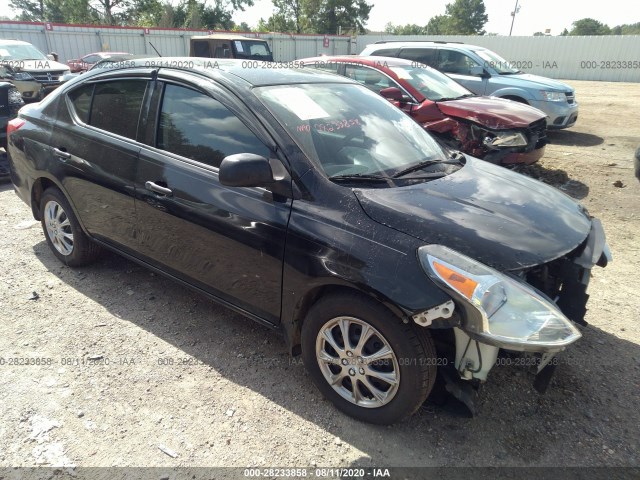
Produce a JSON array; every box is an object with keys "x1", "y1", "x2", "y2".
[{"x1": 301, "y1": 56, "x2": 548, "y2": 165}]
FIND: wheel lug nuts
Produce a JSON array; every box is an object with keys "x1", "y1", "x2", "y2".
[
  {"x1": 346, "y1": 351, "x2": 353, "y2": 357},
  {"x1": 341, "y1": 358, "x2": 348, "y2": 365},
  {"x1": 348, "y1": 368, "x2": 356, "y2": 376},
  {"x1": 359, "y1": 368, "x2": 365, "y2": 375}
]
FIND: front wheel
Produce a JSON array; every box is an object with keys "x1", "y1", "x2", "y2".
[{"x1": 301, "y1": 293, "x2": 437, "y2": 424}]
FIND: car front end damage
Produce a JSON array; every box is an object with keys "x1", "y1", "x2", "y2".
[
  {"x1": 424, "y1": 116, "x2": 548, "y2": 165},
  {"x1": 414, "y1": 217, "x2": 610, "y2": 410}
]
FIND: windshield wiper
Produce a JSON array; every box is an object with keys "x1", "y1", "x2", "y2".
[
  {"x1": 329, "y1": 173, "x2": 392, "y2": 183},
  {"x1": 391, "y1": 159, "x2": 444, "y2": 178},
  {"x1": 456, "y1": 93, "x2": 476, "y2": 99}
]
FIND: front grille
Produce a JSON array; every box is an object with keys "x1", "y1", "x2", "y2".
[
  {"x1": 527, "y1": 118, "x2": 548, "y2": 149},
  {"x1": 29, "y1": 70, "x2": 66, "y2": 84},
  {"x1": 565, "y1": 91, "x2": 575, "y2": 104}
]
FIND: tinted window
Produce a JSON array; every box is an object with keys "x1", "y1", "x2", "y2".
[
  {"x1": 399, "y1": 48, "x2": 438, "y2": 66},
  {"x1": 437, "y1": 50, "x2": 481, "y2": 75},
  {"x1": 193, "y1": 41, "x2": 211, "y2": 57},
  {"x1": 157, "y1": 84, "x2": 269, "y2": 168},
  {"x1": 371, "y1": 48, "x2": 399, "y2": 57},
  {"x1": 68, "y1": 84, "x2": 94, "y2": 123},
  {"x1": 344, "y1": 65, "x2": 395, "y2": 93},
  {"x1": 90, "y1": 80, "x2": 147, "y2": 139}
]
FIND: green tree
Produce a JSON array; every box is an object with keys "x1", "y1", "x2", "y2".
[
  {"x1": 568, "y1": 18, "x2": 611, "y2": 35},
  {"x1": 444, "y1": 0, "x2": 487, "y2": 35},
  {"x1": 384, "y1": 22, "x2": 427, "y2": 35},
  {"x1": 426, "y1": 14, "x2": 451, "y2": 34},
  {"x1": 304, "y1": 0, "x2": 372, "y2": 34},
  {"x1": 9, "y1": 0, "x2": 45, "y2": 21},
  {"x1": 272, "y1": 0, "x2": 307, "y2": 33}
]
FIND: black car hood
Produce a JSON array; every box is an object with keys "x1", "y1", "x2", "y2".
[{"x1": 354, "y1": 158, "x2": 592, "y2": 271}]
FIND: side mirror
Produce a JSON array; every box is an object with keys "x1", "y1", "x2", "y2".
[
  {"x1": 46, "y1": 54, "x2": 55, "y2": 61},
  {"x1": 379, "y1": 87, "x2": 404, "y2": 102},
  {"x1": 219, "y1": 153, "x2": 274, "y2": 187},
  {"x1": 469, "y1": 65, "x2": 485, "y2": 77}
]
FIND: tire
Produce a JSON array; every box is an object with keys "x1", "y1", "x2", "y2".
[
  {"x1": 301, "y1": 292, "x2": 437, "y2": 424},
  {"x1": 40, "y1": 187, "x2": 103, "y2": 266}
]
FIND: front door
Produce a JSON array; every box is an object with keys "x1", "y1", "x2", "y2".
[{"x1": 134, "y1": 77, "x2": 291, "y2": 324}]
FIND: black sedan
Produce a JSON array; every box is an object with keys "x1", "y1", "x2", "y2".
[{"x1": 7, "y1": 58, "x2": 610, "y2": 424}]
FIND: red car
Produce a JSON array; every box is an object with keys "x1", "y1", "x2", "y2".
[
  {"x1": 300, "y1": 56, "x2": 548, "y2": 165},
  {"x1": 67, "y1": 52, "x2": 129, "y2": 73}
]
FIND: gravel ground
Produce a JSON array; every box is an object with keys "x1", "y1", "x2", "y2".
[{"x1": 0, "y1": 80, "x2": 638, "y2": 471}]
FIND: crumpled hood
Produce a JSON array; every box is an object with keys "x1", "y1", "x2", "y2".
[
  {"x1": 355, "y1": 157, "x2": 591, "y2": 271},
  {"x1": 436, "y1": 96, "x2": 547, "y2": 129},
  {"x1": 496, "y1": 73, "x2": 574, "y2": 93},
  {"x1": 18, "y1": 59, "x2": 70, "y2": 73}
]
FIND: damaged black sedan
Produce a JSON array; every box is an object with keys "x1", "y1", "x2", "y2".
[{"x1": 7, "y1": 59, "x2": 610, "y2": 424}]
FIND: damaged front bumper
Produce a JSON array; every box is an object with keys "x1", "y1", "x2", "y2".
[{"x1": 416, "y1": 218, "x2": 611, "y2": 398}]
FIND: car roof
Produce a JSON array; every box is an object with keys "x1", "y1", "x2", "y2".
[
  {"x1": 81, "y1": 57, "x2": 355, "y2": 87},
  {"x1": 367, "y1": 41, "x2": 485, "y2": 51},
  {"x1": 0, "y1": 39, "x2": 33, "y2": 46},
  {"x1": 300, "y1": 55, "x2": 416, "y2": 68},
  {"x1": 191, "y1": 34, "x2": 263, "y2": 41}
]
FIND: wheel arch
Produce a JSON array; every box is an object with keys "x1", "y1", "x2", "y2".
[
  {"x1": 282, "y1": 282, "x2": 410, "y2": 357},
  {"x1": 30, "y1": 177, "x2": 90, "y2": 236}
]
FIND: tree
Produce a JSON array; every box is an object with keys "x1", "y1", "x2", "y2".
[
  {"x1": 568, "y1": 18, "x2": 611, "y2": 36},
  {"x1": 304, "y1": 0, "x2": 372, "y2": 34},
  {"x1": 272, "y1": 0, "x2": 307, "y2": 33},
  {"x1": 384, "y1": 22, "x2": 427, "y2": 35},
  {"x1": 444, "y1": 0, "x2": 488, "y2": 35},
  {"x1": 9, "y1": 0, "x2": 45, "y2": 21},
  {"x1": 426, "y1": 14, "x2": 451, "y2": 34}
]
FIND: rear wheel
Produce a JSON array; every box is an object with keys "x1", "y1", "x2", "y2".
[
  {"x1": 40, "y1": 187, "x2": 103, "y2": 266},
  {"x1": 301, "y1": 292, "x2": 437, "y2": 424}
]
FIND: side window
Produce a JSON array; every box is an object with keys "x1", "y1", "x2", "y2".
[
  {"x1": 437, "y1": 50, "x2": 481, "y2": 75},
  {"x1": 89, "y1": 80, "x2": 147, "y2": 139},
  {"x1": 157, "y1": 83, "x2": 270, "y2": 169},
  {"x1": 371, "y1": 48, "x2": 399, "y2": 57},
  {"x1": 344, "y1": 65, "x2": 393, "y2": 93},
  {"x1": 83, "y1": 55, "x2": 99, "y2": 64},
  {"x1": 399, "y1": 48, "x2": 437, "y2": 66},
  {"x1": 68, "y1": 83, "x2": 94, "y2": 123},
  {"x1": 305, "y1": 62, "x2": 340, "y2": 74},
  {"x1": 193, "y1": 41, "x2": 211, "y2": 57},
  {"x1": 214, "y1": 43, "x2": 231, "y2": 58}
]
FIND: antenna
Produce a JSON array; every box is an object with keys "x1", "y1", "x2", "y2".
[{"x1": 148, "y1": 42, "x2": 162, "y2": 57}]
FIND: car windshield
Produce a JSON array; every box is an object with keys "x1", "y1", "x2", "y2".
[
  {"x1": 255, "y1": 83, "x2": 447, "y2": 179},
  {"x1": 233, "y1": 40, "x2": 272, "y2": 60},
  {"x1": 0, "y1": 43, "x2": 47, "y2": 61},
  {"x1": 388, "y1": 65, "x2": 472, "y2": 101},
  {"x1": 474, "y1": 49, "x2": 521, "y2": 75}
]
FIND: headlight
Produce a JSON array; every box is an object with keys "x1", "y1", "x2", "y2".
[
  {"x1": 418, "y1": 245, "x2": 581, "y2": 352},
  {"x1": 8, "y1": 87, "x2": 24, "y2": 105},
  {"x1": 540, "y1": 90, "x2": 566, "y2": 102},
  {"x1": 11, "y1": 71, "x2": 34, "y2": 81},
  {"x1": 483, "y1": 130, "x2": 528, "y2": 148}
]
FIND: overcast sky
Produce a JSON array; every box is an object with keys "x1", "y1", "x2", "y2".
[{"x1": 1, "y1": 0, "x2": 638, "y2": 36}]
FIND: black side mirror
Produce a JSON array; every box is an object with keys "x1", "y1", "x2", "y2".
[
  {"x1": 219, "y1": 153, "x2": 274, "y2": 187},
  {"x1": 379, "y1": 87, "x2": 404, "y2": 102}
]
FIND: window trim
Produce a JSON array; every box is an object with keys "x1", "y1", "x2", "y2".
[{"x1": 64, "y1": 76, "x2": 151, "y2": 145}]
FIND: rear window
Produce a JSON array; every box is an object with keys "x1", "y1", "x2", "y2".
[
  {"x1": 90, "y1": 80, "x2": 147, "y2": 139},
  {"x1": 68, "y1": 84, "x2": 94, "y2": 123}
]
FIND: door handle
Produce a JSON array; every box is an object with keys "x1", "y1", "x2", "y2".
[
  {"x1": 53, "y1": 147, "x2": 71, "y2": 160},
  {"x1": 145, "y1": 181, "x2": 173, "y2": 197}
]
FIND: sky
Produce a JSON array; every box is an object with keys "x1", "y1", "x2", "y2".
[{"x1": 0, "y1": 0, "x2": 639, "y2": 36}]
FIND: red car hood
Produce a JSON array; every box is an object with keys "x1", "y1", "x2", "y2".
[{"x1": 436, "y1": 96, "x2": 546, "y2": 129}]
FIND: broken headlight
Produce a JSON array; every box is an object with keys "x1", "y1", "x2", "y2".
[
  {"x1": 8, "y1": 87, "x2": 23, "y2": 105},
  {"x1": 482, "y1": 131, "x2": 528, "y2": 148},
  {"x1": 418, "y1": 245, "x2": 581, "y2": 352}
]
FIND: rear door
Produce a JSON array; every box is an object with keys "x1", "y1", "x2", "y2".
[
  {"x1": 134, "y1": 72, "x2": 291, "y2": 325},
  {"x1": 51, "y1": 74, "x2": 150, "y2": 254}
]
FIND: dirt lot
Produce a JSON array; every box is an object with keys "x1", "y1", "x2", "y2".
[{"x1": 0, "y1": 80, "x2": 639, "y2": 473}]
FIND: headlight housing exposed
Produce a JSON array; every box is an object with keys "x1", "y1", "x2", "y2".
[
  {"x1": 483, "y1": 130, "x2": 528, "y2": 148},
  {"x1": 418, "y1": 245, "x2": 581, "y2": 352},
  {"x1": 540, "y1": 90, "x2": 566, "y2": 102},
  {"x1": 8, "y1": 87, "x2": 23, "y2": 105}
]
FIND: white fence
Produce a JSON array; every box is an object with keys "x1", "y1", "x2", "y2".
[
  {"x1": 1, "y1": 22, "x2": 640, "y2": 82},
  {"x1": 0, "y1": 21, "x2": 353, "y2": 63},
  {"x1": 357, "y1": 34, "x2": 640, "y2": 82}
]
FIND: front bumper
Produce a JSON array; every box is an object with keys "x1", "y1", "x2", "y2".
[
  {"x1": 12, "y1": 79, "x2": 63, "y2": 101},
  {"x1": 452, "y1": 218, "x2": 609, "y2": 387},
  {"x1": 529, "y1": 98, "x2": 579, "y2": 129}
]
